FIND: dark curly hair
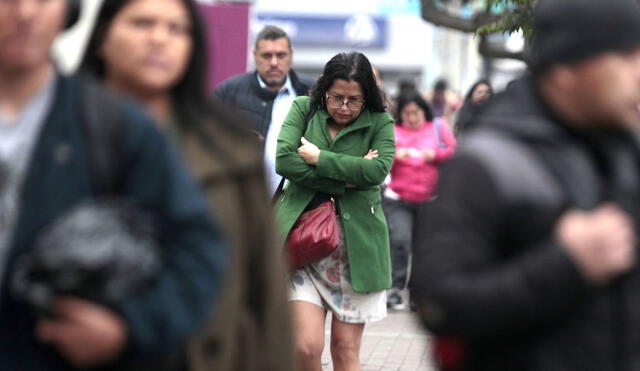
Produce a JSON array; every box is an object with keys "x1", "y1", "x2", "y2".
[{"x1": 309, "y1": 52, "x2": 386, "y2": 113}]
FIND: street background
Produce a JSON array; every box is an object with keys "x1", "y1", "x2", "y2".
[{"x1": 54, "y1": 0, "x2": 526, "y2": 99}]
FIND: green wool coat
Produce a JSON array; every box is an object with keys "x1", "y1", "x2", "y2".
[{"x1": 275, "y1": 96, "x2": 396, "y2": 293}]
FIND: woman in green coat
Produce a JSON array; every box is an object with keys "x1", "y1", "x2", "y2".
[{"x1": 275, "y1": 52, "x2": 395, "y2": 371}]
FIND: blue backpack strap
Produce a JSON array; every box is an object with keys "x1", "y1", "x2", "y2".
[{"x1": 434, "y1": 118, "x2": 446, "y2": 149}]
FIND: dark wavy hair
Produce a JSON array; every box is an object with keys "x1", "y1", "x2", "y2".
[
  {"x1": 80, "y1": 0, "x2": 211, "y2": 131},
  {"x1": 309, "y1": 52, "x2": 386, "y2": 113},
  {"x1": 394, "y1": 91, "x2": 434, "y2": 125},
  {"x1": 463, "y1": 79, "x2": 493, "y2": 104}
]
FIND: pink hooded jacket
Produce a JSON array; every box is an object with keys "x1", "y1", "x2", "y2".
[{"x1": 389, "y1": 120, "x2": 457, "y2": 202}]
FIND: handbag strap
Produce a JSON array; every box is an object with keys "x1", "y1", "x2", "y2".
[{"x1": 272, "y1": 100, "x2": 318, "y2": 203}]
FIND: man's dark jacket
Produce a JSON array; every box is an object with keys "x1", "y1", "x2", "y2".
[
  {"x1": 0, "y1": 75, "x2": 227, "y2": 370},
  {"x1": 214, "y1": 70, "x2": 314, "y2": 137},
  {"x1": 410, "y1": 76, "x2": 640, "y2": 371}
]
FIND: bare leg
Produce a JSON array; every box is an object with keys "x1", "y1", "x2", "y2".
[
  {"x1": 292, "y1": 301, "x2": 327, "y2": 371},
  {"x1": 330, "y1": 317, "x2": 365, "y2": 371}
]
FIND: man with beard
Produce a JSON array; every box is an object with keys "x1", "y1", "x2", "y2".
[
  {"x1": 410, "y1": 0, "x2": 640, "y2": 370},
  {"x1": 215, "y1": 26, "x2": 313, "y2": 194}
]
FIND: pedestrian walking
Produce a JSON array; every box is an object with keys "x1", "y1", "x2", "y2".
[
  {"x1": 423, "y1": 78, "x2": 460, "y2": 123},
  {"x1": 0, "y1": 0, "x2": 226, "y2": 369},
  {"x1": 81, "y1": 1, "x2": 294, "y2": 370},
  {"x1": 384, "y1": 92, "x2": 456, "y2": 310},
  {"x1": 453, "y1": 80, "x2": 493, "y2": 137},
  {"x1": 275, "y1": 51, "x2": 395, "y2": 371},
  {"x1": 215, "y1": 25, "x2": 314, "y2": 194},
  {"x1": 410, "y1": 0, "x2": 640, "y2": 370}
]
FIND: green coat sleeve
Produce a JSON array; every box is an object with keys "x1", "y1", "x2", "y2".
[
  {"x1": 316, "y1": 117, "x2": 395, "y2": 187},
  {"x1": 275, "y1": 98, "x2": 346, "y2": 195}
]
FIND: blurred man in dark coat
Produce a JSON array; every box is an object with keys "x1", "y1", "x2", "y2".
[{"x1": 411, "y1": 0, "x2": 640, "y2": 370}]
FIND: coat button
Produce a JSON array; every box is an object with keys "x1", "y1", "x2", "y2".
[{"x1": 342, "y1": 213, "x2": 351, "y2": 220}]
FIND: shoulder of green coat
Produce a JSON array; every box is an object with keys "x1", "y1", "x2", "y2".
[
  {"x1": 292, "y1": 95, "x2": 311, "y2": 108},
  {"x1": 368, "y1": 110, "x2": 395, "y2": 128}
]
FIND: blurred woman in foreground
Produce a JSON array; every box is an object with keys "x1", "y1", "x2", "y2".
[{"x1": 82, "y1": 0, "x2": 294, "y2": 369}]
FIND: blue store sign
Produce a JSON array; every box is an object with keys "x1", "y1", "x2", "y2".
[{"x1": 255, "y1": 13, "x2": 387, "y2": 48}]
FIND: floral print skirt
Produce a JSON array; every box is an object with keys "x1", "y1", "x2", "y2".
[{"x1": 289, "y1": 221, "x2": 387, "y2": 324}]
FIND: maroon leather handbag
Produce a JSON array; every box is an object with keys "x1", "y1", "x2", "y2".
[{"x1": 285, "y1": 199, "x2": 340, "y2": 268}]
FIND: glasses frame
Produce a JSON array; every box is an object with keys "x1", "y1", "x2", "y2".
[{"x1": 325, "y1": 93, "x2": 365, "y2": 111}]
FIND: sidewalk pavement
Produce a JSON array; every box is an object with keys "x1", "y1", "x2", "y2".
[{"x1": 321, "y1": 308, "x2": 437, "y2": 370}]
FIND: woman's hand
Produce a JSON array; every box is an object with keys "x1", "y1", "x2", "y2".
[
  {"x1": 422, "y1": 149, "x2": 436, "y2": 162},
  {"x1": 298, "y1": 137, "x2": 321, "y2": 165},
  {"x1": 364, "y1": 149, "x2": 378, "y2": 160},
  {"x1": 396, "y1": 148, "x2": 409, "y2": 159}
]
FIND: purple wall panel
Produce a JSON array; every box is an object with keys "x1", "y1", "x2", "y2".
[{"x1": 198, "y1": 3, "x2": 250, "y2": 91}]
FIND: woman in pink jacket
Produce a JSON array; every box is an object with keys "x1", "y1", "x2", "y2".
[{"x1": 384, "y1": 91, "x2": 457, "y2": 309}]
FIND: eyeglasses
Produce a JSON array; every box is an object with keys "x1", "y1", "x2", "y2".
[{"x1": 326, "y1": 93, "x2": 365, "y2": 111}]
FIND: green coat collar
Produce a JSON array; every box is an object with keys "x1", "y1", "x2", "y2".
[{"x1": 315, "y1": 108, "x2": 373, "y2": 142}]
